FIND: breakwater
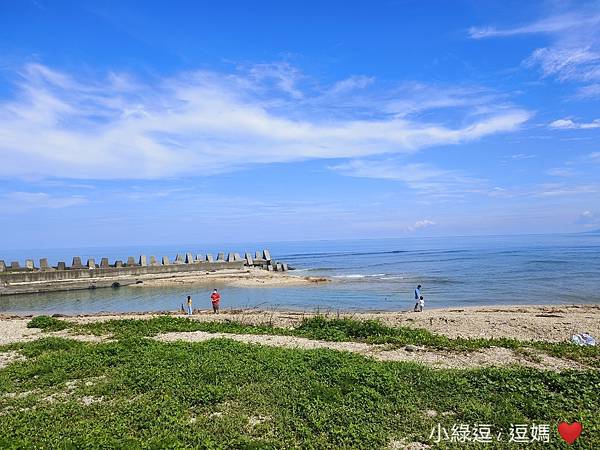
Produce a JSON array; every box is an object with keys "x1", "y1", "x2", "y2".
[{"x1": 0, "y1": 249, "x2": 289, "y2": 295}]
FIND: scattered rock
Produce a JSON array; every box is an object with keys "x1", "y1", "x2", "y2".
[
  {"x1": 388, "y1": 439, "x2": 431, "y2": 449},
  {"x1": 81, "y1": 396, "x2": 103, "y2": 406},
  {"x1": 247, "y1": 415, "x2": 269, "y2": 427},
  {"x1": 405, "y1": 345, "x2": 418, "y2": 352},
  {"x1": 2, "y1": 390, "x2": 39, "y2": 399},
  {"x1": 0, "y1": 351, "x2": 25, "y2": 369}
]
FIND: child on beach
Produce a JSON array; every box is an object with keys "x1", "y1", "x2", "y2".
[
  {"x1": 414, "y1": 295, "x2": 424, "y2": 312},
  {"x1": 210, "y1": 289, "x2": 221, "y2": 314},
  {"x1": 186, "y1": 295, "x2": 193, "y2": 316}
]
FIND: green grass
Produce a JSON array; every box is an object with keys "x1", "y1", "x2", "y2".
[
  {"x1": 42, "y1": 315, "x2": 599, "y2": 368},
  {"x1": 1, "y1": 336, "x2": 598, "y2": 449},
  {"x1": 26, "y1": 315, "x2": 70, "y2": 332}
]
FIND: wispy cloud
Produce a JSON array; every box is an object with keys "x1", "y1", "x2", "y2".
[
  {"x1": 526, "y1": 47, "x2": 600, "y2": 82},
  {"x1": 329, "y1": 75, "x2": 374, "y2": 94},
  {"x1": 469, "y1": 7, "x2": 600, "y2": 90},
  {"x1": 510, "y1": 153, "x2": 536, "y2": 160},
  {"x1": 0, "y1": 63, "x2": 530, "y2": 180},
  {"x1": 577, "y1": 83, "x2": 600, "y2": 98},
  {"x1": 247, "y1": 62, "x2": 305, "y2": 99},
  {"x1": 546, "y1": 167, "x2": 575, "y2": 177},
  {"x1": 549, "y1": 118, "x2": 600, "y2": 129},
  {"x1": 0, "y1": 191, "x2": 87, "y2": 213},
  {"x1": 380, "y1": 83, "x2": 506, "y2": 118},
  {"x1": 468, "y1": 12, "x2": 600, "y2": 39},
  {"x1": 534, "y1": 183, "x2": 599, "y2": 198},
  {"x1": 329, "y1": 159, "x2": 485, "y2": 198}
]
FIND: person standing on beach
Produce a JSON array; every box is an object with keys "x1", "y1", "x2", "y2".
[
  {"x1": 186, "y1": 295, "x2": 193, "y2": 316},
  {"x1": 210, "y1": 289, "x2": 221, "y2": 314},
  {"x1": 413, "y1": 284, "x2": 422, "y2": 312}
]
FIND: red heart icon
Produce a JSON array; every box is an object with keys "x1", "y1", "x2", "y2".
[{"x1": 558, "y1": 422, "x2": 582, "y2": 445}]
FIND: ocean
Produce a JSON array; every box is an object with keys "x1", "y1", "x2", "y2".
[{"x1": 1, "y1": 233, "x2": 599, "y2": 314}]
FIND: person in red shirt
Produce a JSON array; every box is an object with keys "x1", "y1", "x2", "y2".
[{"x1": 210, "y1": 288, "x2": 221, "y2": 314}]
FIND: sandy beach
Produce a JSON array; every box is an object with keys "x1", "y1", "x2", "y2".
[
  {"x1": 0, "y1": 267, "x2": 329, "y2": 296},
  {"x1": 128, "y1": 267, "x2": 329, "y2": 288}
]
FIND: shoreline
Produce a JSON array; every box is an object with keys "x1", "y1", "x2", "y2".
[
  {"x1": 127, "y1": 267, "x2": 329, "y2": 288},
  {"x1": 0, "y1": 267, "x2": 329, "y2": 296},
  {"x1": 2, "y1": 304, "x2": 599, "y2": 343}
]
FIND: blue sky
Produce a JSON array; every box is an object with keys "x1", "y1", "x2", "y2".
[{"x1": 0, "y1": 0, "x2": 599, "y2": 249}]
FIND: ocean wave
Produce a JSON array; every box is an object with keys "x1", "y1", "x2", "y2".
[
  {"x1": 332, "y1": 274, "x2": 366, "y2": 279},
  {"x1": 332, "y1": 273, "x2": 388, "y2": 279}
]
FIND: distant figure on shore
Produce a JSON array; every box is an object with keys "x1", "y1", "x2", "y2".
[
  {"x1": 186, "y1": 295, "x2": 193, "y2": 316},
  {"x1": 415, "y1": 296, "x2": 424, "y2": 312},
  {"x1": 210, "y1": 289, "x2": 221, "y2": 314},
  {"x1": 413, "y1": 284, "x2": 422, "y2": 312}
]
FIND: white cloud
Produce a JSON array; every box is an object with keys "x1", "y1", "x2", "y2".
[
  {"x1": 576, "y1": 210, "x2": 599, "y2": 226},
  {"x1": 0, "y1": 63, "x2": 530, "y2": 180},
  {"x1": 549, "y1": 118, "x2": 600, "y2": 129},
  {"x1": 406, "y1": 219, "x2": 436, "y2": 232}
]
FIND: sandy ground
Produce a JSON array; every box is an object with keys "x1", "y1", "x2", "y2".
[
  {"x1": 0, "y1": 268, "x2": 328, "y2": 296},
  {"x1": 0, "y1": 319, "x2": 111, "y2": 346},
  {"x1": 129, "y1": 268, "x2": 329, "y2": 288},
  {"x1": 154, "y1": 330, "x2": 590, "y2": 371}
]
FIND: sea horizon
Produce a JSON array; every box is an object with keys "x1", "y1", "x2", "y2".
[{"x1": 2, "y1": 233, "x2": 599, "y2": 315}]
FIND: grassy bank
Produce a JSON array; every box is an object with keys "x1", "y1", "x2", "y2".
[
  {"x1": 29, "y1": 315, "x2": 600, "y2": 367},
  {"x1": 1, "y1": 332, "x2": 599, "y2": 448}
]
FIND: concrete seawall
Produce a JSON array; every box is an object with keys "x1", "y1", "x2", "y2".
[{"x1": 0, "y1": 249, "x2": 290, "y2": 296}]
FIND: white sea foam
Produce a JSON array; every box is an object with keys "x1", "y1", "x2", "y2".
[
  {"x1": 332, "y1": 273, "x2": 386, "y2": 279},
  {"x1": 332, "y1": 274, "x2": 366, "y2": 279}
]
